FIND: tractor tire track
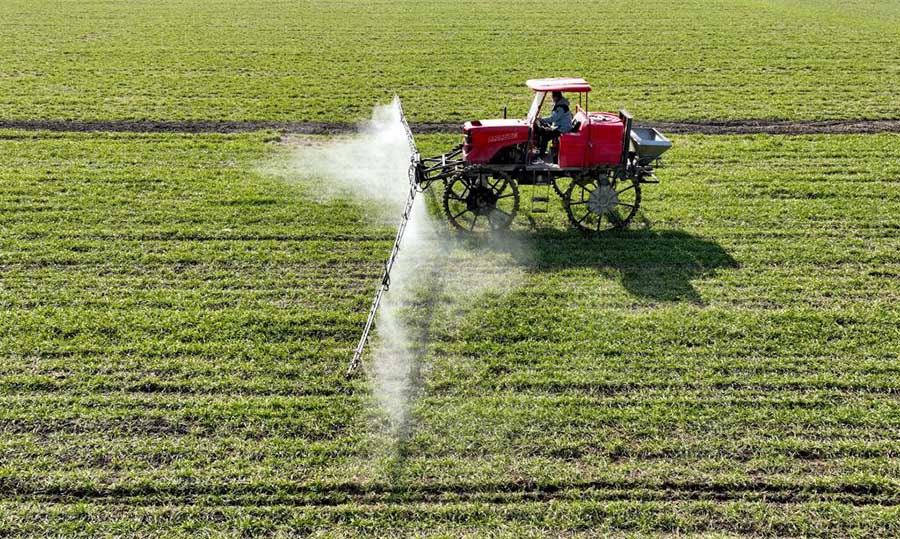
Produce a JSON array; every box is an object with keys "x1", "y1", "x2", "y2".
[
  {"x1": 4, "y1": 478, "x2": 898, "y2": 508},
  {"x1": 1, "y1": 118, "x2": 899, "y2": 135}
]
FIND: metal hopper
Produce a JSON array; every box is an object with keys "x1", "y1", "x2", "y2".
[{"x1": 630, "y1": 127, "x2": 672, "y2": 165}]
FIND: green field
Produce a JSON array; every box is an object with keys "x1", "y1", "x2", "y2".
[
  {"x1": 1, "y1": 0, "x2": 898, "y2": 122},
  {"x1": 2, "y1": 0, "x2": 900, "y2": 536},
  {"x1": 1, "y1": 130, "x2": 898, "y2": 536}
]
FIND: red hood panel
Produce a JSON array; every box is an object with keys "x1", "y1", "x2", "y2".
[
  {"x1": 463, "y1": 119, "x2": 530, "y2": 163},
  {"x1": 467, "y1": 119, "x2": 527, "y2": 128}
]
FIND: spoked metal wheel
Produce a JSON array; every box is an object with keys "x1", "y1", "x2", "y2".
[
  {"x1": 563, "y1": 172, "x2": 641, "y2": 232},
  {"x1": 442, "y1": 171, "x2": 519, "y2": 232}
]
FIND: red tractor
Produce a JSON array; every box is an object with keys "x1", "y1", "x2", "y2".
[{"x1": 412, "y1": 77, "x2": 671, "y2": 232}]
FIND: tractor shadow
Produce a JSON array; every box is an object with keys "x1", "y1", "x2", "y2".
[{"x1": 474, "y1": 226, "x2": 739, "y2": 304}]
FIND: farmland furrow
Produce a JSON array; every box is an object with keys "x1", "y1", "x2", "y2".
[
  {"x1": 2, "y1": 478, "x2": 898, "y2": 508},
  {"x1": 2, "y1": 118, "x2": 900, "y2": 136}
]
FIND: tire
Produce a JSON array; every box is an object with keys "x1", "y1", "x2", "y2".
[
  {"x1": 442, "y1": 171, "x2": 519, "y2": 233},
  {"x1": 563, "y1": 172, "x2": 641, "y2": 232}
]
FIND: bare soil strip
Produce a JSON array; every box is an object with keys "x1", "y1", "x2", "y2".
[
  {"x1": 6, "y1": 477, "x2": 896, "y2": 507},
  {"x1": 1, "y1": 119, "x2": 899, "y2": 135}
]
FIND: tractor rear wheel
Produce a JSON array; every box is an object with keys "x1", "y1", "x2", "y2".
[
  {"x1": 442, "y1": 171, "x2": 519, "y2": 233},
  {"x1": 563, "y1": 172, "x2": 641, "y2": 232},
  {"x1": 552, "y1": 177, "x2": 569, "y2": 198}
]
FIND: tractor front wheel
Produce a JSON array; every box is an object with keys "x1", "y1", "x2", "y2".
[
  {"x1": 442, "y1": 171, "x2": 519, "y2": 233},
  {"x1": 563, "y1": 173, "x2": 641, "y2": 232}
]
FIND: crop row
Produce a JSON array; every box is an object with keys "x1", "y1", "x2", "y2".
[{"x1": 1, "y1": 500, "x2": 899, "y2": 537}]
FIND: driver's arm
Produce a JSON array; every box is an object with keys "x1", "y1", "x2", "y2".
[{"x1": 543, "y1": 106, "x2": 561, "y2": 127}]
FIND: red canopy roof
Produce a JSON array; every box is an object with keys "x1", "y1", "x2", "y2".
[{"x1": 526, "y1": 77, "x2": 592, "y2": 92}]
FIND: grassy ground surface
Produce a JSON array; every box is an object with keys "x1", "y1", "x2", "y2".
[
  {"x1": 1, "y1": 130, "x2": 898, "y2": 536},
  {"x1": 0, "y1": 0, "x2": 898, "y2": 123}
]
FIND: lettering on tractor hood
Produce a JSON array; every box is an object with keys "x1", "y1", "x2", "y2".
[{"x1": 487, "y1": 132, "x2": 520, "y2": 143}]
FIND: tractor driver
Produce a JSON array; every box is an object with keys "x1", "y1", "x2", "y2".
[{"x1": 534, "y1": 91, "x2": 573, "y2": 163}]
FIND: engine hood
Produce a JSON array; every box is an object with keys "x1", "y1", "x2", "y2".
[
  {"x1": 462, "y1": 119, "x2": 530, "y2": 164},
  {"x1": 464, "y1": 119, "x2": 527, "y2": 129}
]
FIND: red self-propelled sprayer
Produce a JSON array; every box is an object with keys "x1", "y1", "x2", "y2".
[{"x1": 347, "y1": 78, "x2": 671, "y2": 375}]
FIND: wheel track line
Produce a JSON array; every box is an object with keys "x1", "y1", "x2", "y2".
[
  {"x1": 1, "y1": 119, "x2": 899, "y2": 135},
  {"x1": 5, "y1": 478, "x2": 899, "y2": 508}
]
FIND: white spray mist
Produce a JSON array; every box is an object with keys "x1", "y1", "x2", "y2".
[
  {"x1": 290, "y1": 100, "x2": 413, "y2": 215},
  {"x1": 283, "y1": 100, "x2": 530, "y2": 440},
  {"x1": 368, "y1": 197, "x2": 442, "y2": 429},
  {"x1": 287, "y1": 100, "x2": 443, "y2": 432}
]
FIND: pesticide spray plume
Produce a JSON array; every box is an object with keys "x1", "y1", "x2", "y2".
[
  {"x1": 282, "y1": 96, "x2": 528, "y2": 435},
  {"x1": 345, "y1": 95, "x2": 421, "y2": 377},
  {"x1": 289, "y1": 95, "x2": 415, "y2": 215},
  {"x1": 282, "y1": 96, "x2": 433, "y2": 431}
]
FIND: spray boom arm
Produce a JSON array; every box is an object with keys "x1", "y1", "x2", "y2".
[
  {"x1": 412, "y1": 145, "x2": 465, "y2": 188},
  {"x1": 347, "y1": 96, "x2": 423, "y2": 376}
]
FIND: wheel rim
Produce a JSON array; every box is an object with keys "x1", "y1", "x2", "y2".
[
  {"x1": 564, "y1": 174, "x2": 640, "y2": 232},
  {"x1": 552, "y1": 177, "x2": 570, "y2": 198},
  {"x1": 443, "y1": 172, "x2": 519, "y2": 232}
]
